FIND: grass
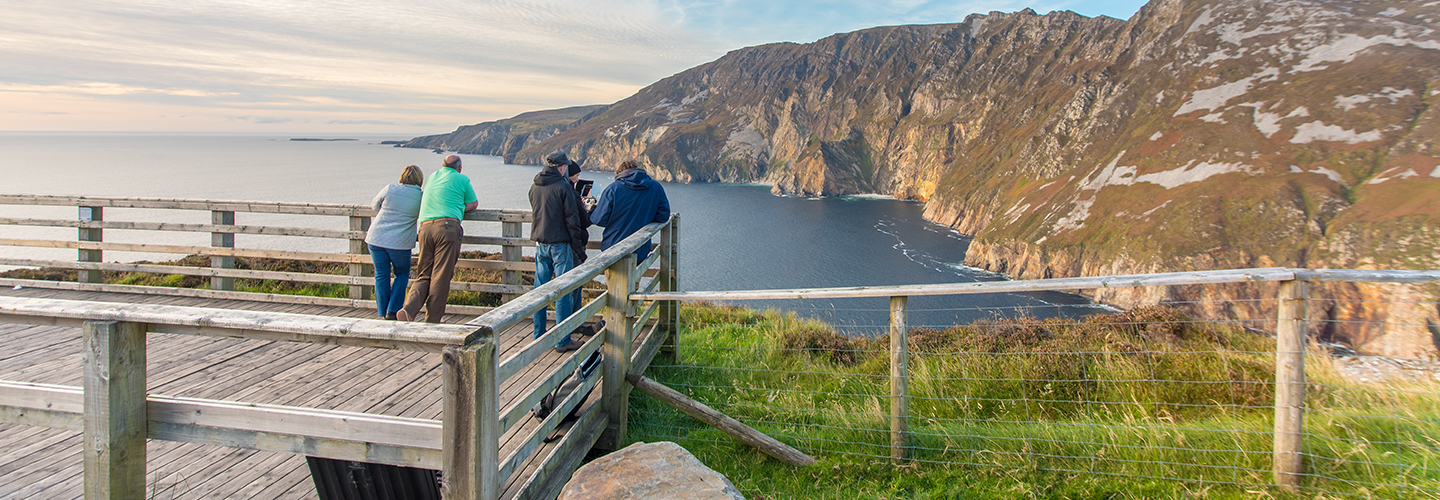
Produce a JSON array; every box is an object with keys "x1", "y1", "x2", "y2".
[{"x1": 626, "y1": 303, "x2": 1440, "y2": 499}]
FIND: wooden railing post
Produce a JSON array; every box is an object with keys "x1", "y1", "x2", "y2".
[
  {"x1": 598, "y1": 254, "x2": 636, "y2": 450},
  {"x1": 83, "y1": 320, "x2": 147, "y2": 499},
  {"x1": 78, "y1": 205, "x2": 102, "y2": 283},
  {"x1": 211, "y1": 210, "x2": 235, "y2": 291},
  {"x1": 890, "y1": 295, "x2": 910, "y2": 462},
  {"x1": 1274, "y1": 279, "x2": 1308, "y2": 489},
  {"x1": 442, "y1": 340, "x2": 499, "y2": 500},
  {"x1": 658, "y1": 215, "x2": 679, "y2": 363},
  {"x1": 349, "y1": 215, "x2": 372, "y2": 301},
  {"x1": 501, "y1": 221, "x2": 522, "y2": 304}
]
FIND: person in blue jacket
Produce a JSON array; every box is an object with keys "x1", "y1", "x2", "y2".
[{"x1": 590, "y1": 159, "x2": 670, "y2": 261}]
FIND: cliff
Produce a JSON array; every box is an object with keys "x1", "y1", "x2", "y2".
[
  {"x1": 403, "y1": 105, "x2": 608, "y2": 161},
  {"x1": 412, "y1": 0, "x2": 1440, "y2": 358}
]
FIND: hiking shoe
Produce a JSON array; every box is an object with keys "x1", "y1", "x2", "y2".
[
  {"x1": 554, "y1": 341, "x2": 581, "y2": 353},
  {"x1": 396, "y1": 309, "x2": 412, "y2": 322}
]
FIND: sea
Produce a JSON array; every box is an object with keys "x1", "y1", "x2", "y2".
[{"x1": 0, "y1": 132, "x2": 1107, "y2": 335}]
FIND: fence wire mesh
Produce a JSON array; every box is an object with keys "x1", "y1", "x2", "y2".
[{"x1": 632, "y1": 284, "x2": 1440, "y2": 498}]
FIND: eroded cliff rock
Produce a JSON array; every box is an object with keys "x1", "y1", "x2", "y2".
[{"x1": 412, "y1": 0, "x2": 1440, "y2": 358}]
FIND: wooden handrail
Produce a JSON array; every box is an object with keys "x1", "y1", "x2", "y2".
[
  {"x1": 0, "y1": 194, "x2": 536, "y2": 222},
  {"x1": 466, "y1": 218, "x2": 671, "y2": 338},
  {"x1": 631, "y1": 267, "x2": 1301, "y2": 300},
  {"x1": 0, "y1": 381, "x2": 445, "y2": 469},
  {"x1": 0, "y1": 296, "x2": 484, "y2": 351},
  {"x1": 0, "y1": 217, "x2": 362, "y2": 239}
]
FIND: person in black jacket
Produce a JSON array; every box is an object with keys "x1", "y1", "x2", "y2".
[
  {"x1": 529, "y1": 151, "x2": 589, "y2": 352},
  {"x1": 566, "y1": 160, "x2": 596, "y2": 311}
]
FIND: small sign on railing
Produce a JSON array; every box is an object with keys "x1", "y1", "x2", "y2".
[{"x1": 78, "y1": 207, "x2": 94, "y2": 222}]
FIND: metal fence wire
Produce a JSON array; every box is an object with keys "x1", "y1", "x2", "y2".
[{"x1": 630, "y1": 271, "x2": 1440, "y2": 499}]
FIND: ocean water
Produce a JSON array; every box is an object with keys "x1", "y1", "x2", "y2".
[{"x1": 0, "y1": 133, "x2": 1104, "y2": 334}]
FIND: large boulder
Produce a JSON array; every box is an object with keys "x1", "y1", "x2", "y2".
[{"x1": 558, "y1": 442, "x2": 746, "y2": 500}]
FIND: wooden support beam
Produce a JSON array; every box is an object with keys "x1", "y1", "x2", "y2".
[
  {"x1": 211, "y1": 210, "x2": 235, "y2": 291},
  {"x1": 83, "y1": 320, "x2": 148, "y2": 499},
  {"x1": 349, "y1": 215, "x2": 372, "y2": 301},
  {"x1": 1274, "y1": 279, "x2": 1308, "y2": 490},
  {"x1": 658, "y1": 214, "x2": 678, "y2": 363},
  {"x1": 501, "y1": 221, "x2": 523, "y2": 303},
  {"x1": 597, "y1": 254, "x2": 635, "y2": 451},
  {"x1": 77, "y1": 206, "x2": 102, "y2": 283},
  {"x1": 442, "y1": 340, "x2": 500, "y2": 500},
  {"x1": 890, "y1": 296, "x2": 909, "y2": 462},
  {"x1": 625, "y1": 373, "x2": 815, "y2": 466}
]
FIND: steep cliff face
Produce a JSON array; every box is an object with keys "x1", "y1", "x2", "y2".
[
  {"x1": 414, "y1": 0, "x2": 1440, "y2": 358},
  {"x1": 403, "y1": 105, "x2": 608, "y2": 161}
]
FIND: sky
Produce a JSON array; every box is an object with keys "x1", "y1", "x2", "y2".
[{"x1": 0, "y1": 0, "x2": 1148, "y2": 135}]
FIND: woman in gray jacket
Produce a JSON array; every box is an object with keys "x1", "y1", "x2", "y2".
[{"x1": 366, "y1": 165, "x2": 425, "y2": 319}]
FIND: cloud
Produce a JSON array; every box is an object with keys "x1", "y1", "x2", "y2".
[{"x1": 0, "y1": 0, "x2": 1145, "y2": 132}]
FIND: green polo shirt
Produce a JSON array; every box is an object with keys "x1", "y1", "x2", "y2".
[{"x1": 418, "y1": 167, "x2": 478, "y2": 222}]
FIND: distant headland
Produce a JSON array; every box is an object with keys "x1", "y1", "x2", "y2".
[{"x1": 289, "y1": 138, "x2": 357, "y2": 141}]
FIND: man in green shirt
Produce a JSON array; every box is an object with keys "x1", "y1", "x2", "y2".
[{"x1": 397, "y1": 155, "x2": 478, "y2": 323}]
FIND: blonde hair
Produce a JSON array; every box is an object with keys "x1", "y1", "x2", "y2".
[{"x1": 399, "y1": 165, "x2": 424, "y2": 186}]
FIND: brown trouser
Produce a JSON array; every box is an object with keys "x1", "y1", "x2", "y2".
[{"x1": 402, "y1": 217, "x2": 462, "y2": 323}]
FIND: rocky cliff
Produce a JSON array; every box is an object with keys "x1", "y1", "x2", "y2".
[
  {"x1": 413, "y1": 0, "x2": 1440, "y2": 358},
  {"x1": 404, "y1": 105, "x2": 608, "y2": 161}
]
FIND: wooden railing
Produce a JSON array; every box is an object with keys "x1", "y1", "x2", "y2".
[
  {"x1": 631, "y1": 267, "x2": 1440, "y2": 490},
  {"x1": 0, "y1": 297, "x2": 480, "y2": 498},
  {"x1": 451, "y1": 214, "x2": 680, "y2": 499},
  {"x1": 0, "y1": 199, "x2": 682, "y2": 500},
  {"x1": 0, "y1": 194, "x2": 560, "y2": 313}
]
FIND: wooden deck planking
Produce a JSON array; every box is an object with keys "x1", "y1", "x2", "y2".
[{"x1": 0, "y1": 286, "x2": 658, "y2": 499}]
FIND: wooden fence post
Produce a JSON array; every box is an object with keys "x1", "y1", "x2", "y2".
[
  {"x1": 78, "y1": 205, "x2": 102, "y2": 283},
  {"x1": 1274, "y1": 279, "x2": 1308, "y2": 489},
  {"x1": 598, "y1": 254, "x2": 636, "y2": 450},
  {"x1": 442, "y1": 340, "x2": 499, "y2": 500},
  {"x1": 83, "y1": 320, "x2": 147, "y2": 499},
  {"x1": 349, "y1": 215, "x2": 372, "y2": 301},
  {"x1": 501, "y1": 221, "x2": 522, "y2": 304},
  {"x1": 658, "y1": 215, "x2": 679, "y2": 363},
  {"x1": 211, "y1": 210, "x2": 235, "y2": 291},
  {"x1": 890, "y1": 295, "x2": 910, "y2": 462}
]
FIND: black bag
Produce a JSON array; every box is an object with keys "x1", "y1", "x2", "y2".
[{"x1": 531, "y1": 350, "x2": 602, "y2": 426}]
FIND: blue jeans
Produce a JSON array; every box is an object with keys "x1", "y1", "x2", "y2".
[
  {"x1": 533, "y1": 242, "x2": 575, "y2": 348},
  {"x1": 369, "y1": 244, "x2": 412, "y2": 318}
]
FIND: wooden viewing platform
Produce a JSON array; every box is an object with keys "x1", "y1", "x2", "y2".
[{"x1": 0, "y1": 195, "x2": 680, "y2": 499}]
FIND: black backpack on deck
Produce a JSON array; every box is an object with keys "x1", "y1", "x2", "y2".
[{"x1": 531, "y1": 350, "x2": 602, "y2": 437}]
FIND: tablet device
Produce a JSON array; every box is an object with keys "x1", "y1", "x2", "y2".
[{"x1": 576, "y1": 179, "x2": 594, "y2": 197}]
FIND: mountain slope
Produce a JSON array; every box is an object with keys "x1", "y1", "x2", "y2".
[
  {"x1": 403, "y1": 105, "x2": 608, "y2": 160},
  {"x1": 414, "y1": 0, "x2": 1440, "y2": 357}
]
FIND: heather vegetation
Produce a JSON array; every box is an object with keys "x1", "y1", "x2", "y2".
[{"x1": 628, "y1": 303, "x2": 1440, "y2": 499}]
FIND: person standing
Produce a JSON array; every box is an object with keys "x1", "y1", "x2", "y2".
[
  {"x1": 365, "y1": 165, "x2": 425, "y2": 320},
  {"x1": 566, "y1": 160, "x2": 596, "y2": 311},
  {"x1": 590, "y1": 159, "x2": 670, "y2": 261},
  {"x1": 397, "y1": 155, "x2": 477, "y2": 323},
  {"x1": 529, "y1": 151, "x2": 589, "y2": 352}
]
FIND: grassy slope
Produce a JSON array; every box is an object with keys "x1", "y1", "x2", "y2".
[{"x1": 626, "y1": 304, "x2": 1439, "y2": 499}]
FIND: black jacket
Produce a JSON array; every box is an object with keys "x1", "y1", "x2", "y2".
[{"x1": 528, "y1": 166, "x2": 588, "y2": 259}]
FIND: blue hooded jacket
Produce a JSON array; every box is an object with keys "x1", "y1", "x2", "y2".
[{"x1": 590, "y1": 168, "x2": 670, "y2": 260}]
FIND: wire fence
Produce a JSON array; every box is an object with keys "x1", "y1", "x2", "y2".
[{"x1": 631, "y1": 275, "x2": 1440, "y2": 498}]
